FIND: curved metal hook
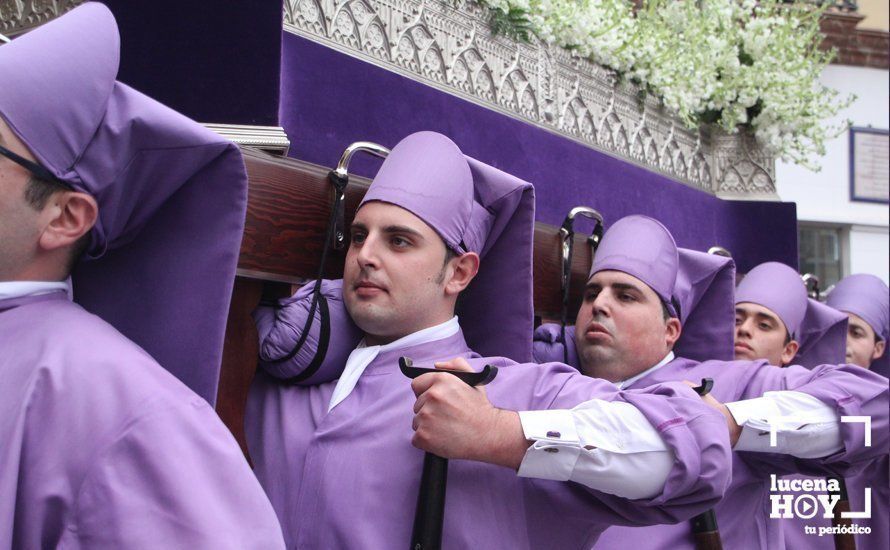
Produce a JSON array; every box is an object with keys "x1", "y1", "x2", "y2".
[
  {"x1": 707, "y1": 246, "x2": 732, "y2": 258},
  {"x1": 801, "y1": 273, "x2": 821, "y2": 300},
  {"x1": 333, "y1": 141, "x2": 391, "y2": 179},
  {"x1": 329, "y1": 142, "x2": 390, "y2": 249},
  {"x1": 559, "y1": 206, "x2": 605, "y2": 293}
]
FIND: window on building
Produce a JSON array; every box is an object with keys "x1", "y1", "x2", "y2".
[{"x1": 798, "y1": 224, "x2": 845, "y2": 290}]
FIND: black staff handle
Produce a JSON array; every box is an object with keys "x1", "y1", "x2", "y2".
[
  {"x1": 829, "y1": 477, "x2": 856, "y2": 550},
  {"x1": 399, "y1": 357, "x2": 498, "y2": 550},
  {"x1": 689, "y1": 378, "x2": 723, "y2": 550}
]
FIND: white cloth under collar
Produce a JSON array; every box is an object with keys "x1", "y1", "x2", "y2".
[
  {"x1": 616, "y1": 351, "x2": 675, "y2": 390},
  {"x1": 0, "y1": 279, "x2": 71, "y2": 301},
  {"x1": 328, "y1": 316, "x2": 461, "y2": 412}
]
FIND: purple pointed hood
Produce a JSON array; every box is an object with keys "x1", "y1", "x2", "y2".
[
  {"x1": 828, "y1": 274, "x2": 890, "y2": 376},
  {"x1": 674, "y1": 249, "x2": 736, "y2": 361},
  {"x1": 793, "y1": 298, "x2": 848, "y2": 368},
  {"x1": 0, "y1": 3, "x2": 248, "y2": 404},
  {"x1": 589, "y1": 215, "x2": 735, "y2": 361},
  {"x1": 360, "y1": 131, "x2": 535, "y2": 361}
]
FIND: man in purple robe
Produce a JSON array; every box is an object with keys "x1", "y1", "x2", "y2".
[
  {"x1": 246, "y1": 131, "x2": 734, "y2": 548},
  {"x1": 530, "y1": 216, "x2": 888, "y2": 549},
  {"x1": 732, "y1": 262, "x2": 856, "y2": 549},
  {"x1": 828, "y1": 274, "x2": 889, "y2": 377},
  {"x1": 0, "y1": 4, "x2": 284, "y2": 548},
  {"x1": 825, "y1": 274, "x2": 890, "y2": 550}
]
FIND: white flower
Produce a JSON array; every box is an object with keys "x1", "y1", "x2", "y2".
[{"x1": 475, "y1": 0, "x2": 849, "y2": 167}]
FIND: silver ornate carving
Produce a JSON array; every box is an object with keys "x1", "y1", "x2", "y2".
[
  {"x1": 283, "y1": 0, "x2": 777, "y2": 198},
  {"x1": 0, "y1": 0, "x2": 777, "y2": 197},
  {"x1": 0, "y1": 0, "x2": 82, "y2": 36},
  {"x1": 202, "y1": 123, "x2": 292, "y2": 155},
  {"x1": 709, "y1": 129, "x2": 777, "y2": 198}
]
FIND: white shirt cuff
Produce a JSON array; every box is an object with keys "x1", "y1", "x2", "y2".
[
  {"x1": 516, "y1": 402, "x2": 674, "y2": 499},
  {"x1": 516, "y1": 410, "x2": 581, "y2": 481},
  {"x1": 726, "y1": 391, "x2": 843, "y2": 457}
]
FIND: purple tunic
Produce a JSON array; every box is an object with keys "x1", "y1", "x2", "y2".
[
  {"x1": 246, "y1": 329, "x2": 732, "y2": 549},
  {"x1": 847, "y1": 456, "x2": 889, "y2": 550},
  {"x1": 593, "y1": 356, "x2": 889, "y2": 550},
  {"x1": 0, "y1": 293, "x2": 285, "y2": 549}
]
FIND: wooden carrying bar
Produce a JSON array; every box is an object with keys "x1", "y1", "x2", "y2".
[{"x1": 218, "y1": 148, "x2": 595, "y2": 453}]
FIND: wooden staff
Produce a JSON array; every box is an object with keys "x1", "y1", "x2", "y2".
[{"x1": 399, "y1": 357, "x2": 499, "y2": 550}]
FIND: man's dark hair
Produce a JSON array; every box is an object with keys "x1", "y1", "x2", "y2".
[
  {"x1": 443, "y1": 247, "x2": 458, "y2": 266},
  {"x1": 661, "y1": 300, "x2": 671, "y2": 321},
  {"x1": 24, "y1": 177, "x2": 91, "y2": 272},
  {"x1": 24, "y1": 176, "x2": 69, "y2": 209},
  {"x1": 435, "y1": 246, "x2": 460, "y2": 285}
]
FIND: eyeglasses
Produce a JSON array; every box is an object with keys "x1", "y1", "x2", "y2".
[{"x1": 0, "y1": 143, "x2": 72, "y2": 189}]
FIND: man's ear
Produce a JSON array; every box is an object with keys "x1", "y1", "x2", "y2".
[
  {"x1": 444, "y1": 252, "x2": 480, "y2": 296},
  {"x1": 37, "y1": 191, "x2": 98, "y2": 252},
  {"x1": 665, "y1": 317, "x2": 682, "y2": 349},
  {"x1": 872, "y1": 339, "x2": 886, "y2": 362},
  {"x1": 780, "y1": 339, "x2": 800, "y2": 366}
]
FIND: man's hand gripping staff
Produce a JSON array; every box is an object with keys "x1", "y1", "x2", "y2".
[{"x1": 402, "y1": 356, "x2": 512, "y2": 550}]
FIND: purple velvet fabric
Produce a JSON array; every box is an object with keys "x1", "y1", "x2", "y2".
[
  {"x1": 828, "y1": 273, "x2": 890, "y2": 377},
  {"x1": 794, "y1": 298, "x2": 849, "y2": 368},
  {"x1": 0, "y1": 3, "x2": 248, "y2": 404},
  {"x1": 735, "y1": 262, "x2": 809, "y2": 339},
  {"x1": 98, "y1": 0, "x2": 281, "y2": 125},
  {"x1": 0, "y1": 293, "x2": 285, "y2": 548},
  {"x1": 246, "y1": 327, "x2": 731, "y2": 548},
  {"x1": 592, "y1": 356, "x2": 889, "y2": 550},
  {"x1": 278, "y1": 32, "x2": 799, "y2": 273}
]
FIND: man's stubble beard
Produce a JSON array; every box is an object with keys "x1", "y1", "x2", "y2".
[{"x1": 578, "y1": 344, "x2": 627, "y2": 383}]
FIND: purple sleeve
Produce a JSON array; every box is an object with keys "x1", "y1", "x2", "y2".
[
  {"x1": 491, "y1": 362, "x2": 732, "y2": 527},
  {"x1": 532, "y1": 323, "x2": 580, "y2": 369},
  {"x1": 69, "y1": 398, "x2": 285, "y2": 548},
  {"x1": 737, "y1": 363, "x2": 889, "y2": 478},
  {"x1": 254, "y1": 278, "x2": 363, "y2": 385},
  {"x1": 589, "y1": 380, "x2": 731, "y2": 525}
]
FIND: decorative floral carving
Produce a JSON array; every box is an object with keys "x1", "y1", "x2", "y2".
[
  {"x1": 0, "y1": 0, "x2": 776, "y2": 197},
  {"x1": 1, "y1": 0, "x2": 82, "y2": 35},
  {"x1": 281, "y1": 0, "x2": 775, "y2": 196}
]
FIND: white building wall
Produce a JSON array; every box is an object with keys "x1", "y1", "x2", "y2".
[
  {"x1": 850, "y1": 225, "x2": 890, "y2": 281},
  {"x1": 775, "y1": 64, "x2": 889, "y2": 285}
]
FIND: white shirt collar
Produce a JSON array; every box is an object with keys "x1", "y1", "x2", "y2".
[
  {"x1": 358, "y1": 315, "x2": 461, "y2": 353},
  {"x1": 328, "y1": 316, "x2": 460, "y2": 412},
  {"x1": 616, "y1": 351, "x2": 675, "y2": 390},
  {"x1": 0, "y1": 279, "x2": 72, "y2": 301}
]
